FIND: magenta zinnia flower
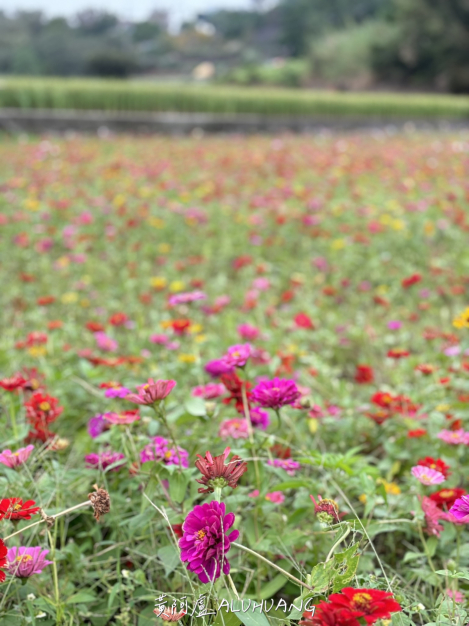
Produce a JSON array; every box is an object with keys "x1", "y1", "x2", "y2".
[
  {"x1": 6, "y1": 546, "x2": 52, "y2": 578},
  {"x1": 411, "y1": 465, "x2": 446, "y2": 486},
  {"x1": 267, "y1": 458, "x2": 300, "y2": 476},
  {"x1": 126, "y1": 379, "x2": 176, "y2": 405},
  {"x1": 0, "y1": 445, "x2": 34, "y2": 468},
  {"x1": 179, "y1": 501, "x2": 239, "y2": 583},
  {"x1": 449, "y1": 495, "x2": 469, "y2": 522},
  {"x1": 251, "y1": 378, "x2": 301, "y2": 410},
  {"x1": 85, "y1": 451, "x2": 125, "y2": 471},
  {"x1": 140, "y1": 436, "x2": 189, "y2": 468},
  {"x1": 437, "y1": 429, "x2": 469, "y2": 445}
]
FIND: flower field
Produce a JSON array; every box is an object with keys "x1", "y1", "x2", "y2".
[{"x1": 0, "y1": 130, "x2": 469, "y2": 625}]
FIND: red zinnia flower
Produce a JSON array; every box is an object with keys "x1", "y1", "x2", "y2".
[
  {"x1": 300, "y1": 605, "x2": 360, "y2": 626},
  {"x1": 221, "y1": 372, "x2": 252, "y2": 413},
  {"x1": 86, "y1": 321, "x2": 105, "y2": 333},
  {"x1": 0, "y1": 498, "x2": 40, "y2": 521},
  {"x1": 37, "y1": 296, "x2": 55, "y2": 306},
  {"x1": 25, "y1": 392, "x2": 63, "y2": 426},
  {"x1": 327, "y1": 587, "x2": 402, "y2": 623},
  {"x1": 402, "y1": 273, "x2": 422, "y2": 288},
  {"x1": 415, "y1": 363, "x2": 437, "y2": 375},
  {"x1": 387, "y1": 348, "x2": 410, "y2": 359},
  {"x1": 430, "y1": 488, "x2": 466, "y2": 510},
  {"x1": 408, "y1": 428, "x2": 427, "y2": 438},
  {"x1": 294, "y1": 312, "x2": 315, "y2": 329},
  {"x1": 355, "y1": 365, "x2": 374, "y2": 384},
  {"x1": 0, "y1": 538, "x2": 7, "y2": 583},
  {"x1": 0, "y1": 373, "x2": 27, "y2": 392},
  {"x1": 109, "y1": 312, "x2": 128, "y2": 326},
  {"x1": 417, "y1": 457, "x2": 451, "y2": 478}
]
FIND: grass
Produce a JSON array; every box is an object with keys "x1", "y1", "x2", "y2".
[{"x1": 0, "y1": 77, "x2": 469, "y2": 118}]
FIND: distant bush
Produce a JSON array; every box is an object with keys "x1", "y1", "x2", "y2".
[
  {"x1": 222, "y1": 59, "x2": 310, "y2": 88},
  {"x1": 86, "y1": 51, "x2": 137, "y2": 78}
]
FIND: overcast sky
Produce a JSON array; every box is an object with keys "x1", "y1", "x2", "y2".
[{"x1": 2, "y1": 0, "x2": 259, "y2": 26}]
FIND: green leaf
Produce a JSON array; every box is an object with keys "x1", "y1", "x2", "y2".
[
  {"x1": 331, "y1": 543, "x2": 360, "y2": 592},
  {"x1": 272, "y1": 480, "x2": 310, "y2": 491},
  {"x1": 213, "y1": 609, "x2": 242, "y2": 626},
  {"x1": 66, "y1": 591, "x2": 97, "y2": 604},
  {"x1": 157, "y1": 544, "x2": 181, "y2": 576},
  {"x1": 184, "y1": 396, "x2": 206, "y2": 416},
  {"x1": 169, "y1": 471, "x2": 189, "y2": 503},
  {"x1": 230, "y1": 601, "x2": 271, "y2": 626},
  {"x1": 259, "y1": 573, "x2": 287, "y2": 599}
]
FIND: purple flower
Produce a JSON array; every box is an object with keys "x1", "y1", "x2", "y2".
[
  {"x1": 85, "y1": 451, "x2": 125, "y2": 471},
  {"x1": 0, "y1": 445, "x2": 34, "y2": 469},
  {"x1": 224, "y1": 344, "x2": 252, "y2": 368},
  {"x1": 87, "y1": 414, "x2": 107, "y2": 438},
  {"x1": 267, "y1": 458, "x2": 300, "y2": 476},
  {"x1": 250, "y1": 407, "x2": 270, "y2": 430},
  {"x1": 140, "y1": 436, "x2": 189, "y2": 468},
  {"x1": 387, "y1": 320, "x2": 402, "y2": 330},
  {"x1": 6, "y1": 546, "x2": 52, "y2": 578},
  {"x1": 204, "y1": 359, "x2": 235, "y2": 378},
  {"x1": 251, "y1": 378, "x2": 301, "y2": 410},
  {"x1": 104, "y1": 386, "x2": 131, "y2": 398},
  {"x1": 449, "y1": 495, "x2": 469, "y2": 522},
  {"x1": 179, "y1": 501, "x2": 239, "y2": 583},
  {"x1": 411, "y1": 465, "x2": 445, "y2": 485}
]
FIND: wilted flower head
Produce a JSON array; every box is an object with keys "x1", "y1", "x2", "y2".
[
  {"x1": 179, "y1": 501, "x2": 239, "y2": 583},
  {"x1": 6, "y1": 546, "x2": 52, "y2": 578},
  {"x1": 310, "y1": 494, "x2": 341, "y2": 525},
  {"x1": 195, "y1": 447, "x2": 248, "y2": 494},
  {"x1": 126, "y1": 379, "x2": 176, "y2": 405},
  {"x1": 411, "y1": 465, "x2": 446, "y2": 486},
  {"x1": 251, "y1": 377, "x2": 301, "y2": 410},
  {"x1": 0, "y1": 445, "x2": 34, "y2": 469}
]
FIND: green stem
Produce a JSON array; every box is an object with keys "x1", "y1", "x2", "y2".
[
  {"x1": 326, "y1": 524, "x2": 351, "y2": 561},
  {"x1": 232, "y1": 542, "x2": 314, "y2": 592},
  {"x1": 4, "y1": 501, "x2": 91, "y2": 540}
]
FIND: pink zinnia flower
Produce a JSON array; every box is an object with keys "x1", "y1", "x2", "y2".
[
  {"x1": 411, "y1": 465, "x2": 445, "y2": 485},
  {"x1": 104, "y1": 386, "x2": 131, "y2": 398},
  {"x1": 420, "y1": 496, "x2": 445, "y2": 537},
  {"x1": 251, "y1": 378, "x2": 301, "y2": 410},
  {"x1": 103, "y1": 411, "x2": 140, "y2": 425},
  {"x1": 267, "y1": 458, "x2": 300, "y2": 476},
  {"x1": 0, "y1": 445, "x2": 34, "y2": 468},
  {"x1": 126, "y1": 379, "x2": 176, "y2": 405},
  {"x1": 6, "y1": 546, "x2": 52, "y2": 578},
  {"x1": 94, "y1": 332, "x2": 118, "y2": 352},
  {"x1": 85, "y1": 451, "x2": 125, "y2": 471},
  {"x1": 168, "y1": 291, "x2": 206, "y2": 306},
  {"x1": 224, "y1": 344, "x2": 252, "y2": 368},
  {"x1": 447, "y1": 589, "x2": 464, "y2": 603},
  {"x1": 248, "y1": 489, "x2": 260, "y2": 498},
  {"x1": 237, "y1": 323, "x2": 260, "y2": 341},
  {"x1": 150, "y1": 334, "x2": 169, "y2": 345},
  {"x1": 218, "y1": 418, "x2": 249, "y2": 440},
  {"x1": 387, "y1": 320, "x2": 402, "y2": 330},
  {"x1": 179, "y1": 501, "x2": 239, "y2": 584},
  {"x1": 265, "y1": 491, "x2": 285, "y2": 504},
  {"x1": 140, "y1": 436, "x2": 189, "y2": 468},
  {"x1": 449, "y1": 495, "x2": 469, "y2": 522},
  {"x1": 437, "y1": 429, "x2": 469, "y2": 445},
  {"x1": 191, "y1": 383, "x2": 226, "y2": 399}
]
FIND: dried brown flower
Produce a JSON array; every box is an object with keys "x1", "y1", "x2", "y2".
[
  {"x1": 88, "y1": 486, "x2": 111, "y2": 521},
  {"x1": 195, "y1": 447, "x2": 248, "y2": 494}
]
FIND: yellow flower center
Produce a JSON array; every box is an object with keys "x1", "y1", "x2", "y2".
[
  {"x1": 15, "y1": 555, "x2": 33, "y2": 564},
  {"x1": 39, "y1": 401, "x2": 51, "y2": 411},
  {"x1": 196, "y1": 530, "x2": 206, "y2": 540},
  {"x1": 13, "y1": 503, "x2": 22, "y2": 511},
  {"x1": 439, "y1": 490, "x2": 454, "y2": 498},
  {"x1": 351, "y1": 592, "x2": 372, "y2": 609}
]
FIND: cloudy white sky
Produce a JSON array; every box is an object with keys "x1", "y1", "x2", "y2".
[{"x1": 2, "y1": 0, "x2": 259, "y2": 26}]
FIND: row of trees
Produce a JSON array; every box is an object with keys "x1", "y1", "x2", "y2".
[{"x1": 0, "y1": 0, "x2": 468, "y2": 91}]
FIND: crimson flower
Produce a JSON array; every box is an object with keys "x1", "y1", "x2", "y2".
[
  {"x1": 25, "y1": 392, "x2": 63, "y2": 426},
  {"x1": 300, "y1": 605, "x2": 360, "y2": 626},
  {"x1": 195, "y1": 447, "x2": 248, "y2": 494},
  {"x1": 355, "y1": 365, "x2": 374, "y2": 384},
  {"x1": 310, "y1": 494, "x2": 341, "y2": 524},
  {"x1": 0, "y1": 538, "x2": 7, "y2": 583},
  {"x1": 221, "y1": 372, "x2": 252, "y2": 413},
  {"x1": 326, "y1": 587, "x2": 401, "y2": 624},
  {"x1": 0, "y1": 498, "x2": 40, "y2": 521},
  {"x1": 430, "y1": 488, "x2": 466, "y2": 510},
  {"x1": 0, "y1": 374, "x2": 26, "y2": 392},
  {"x1": 417, "y1": 457, "x2": 451, "y2": 479},
  {"x1": 402, "y1": 273, "x2": 422, "y2": 288}
]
